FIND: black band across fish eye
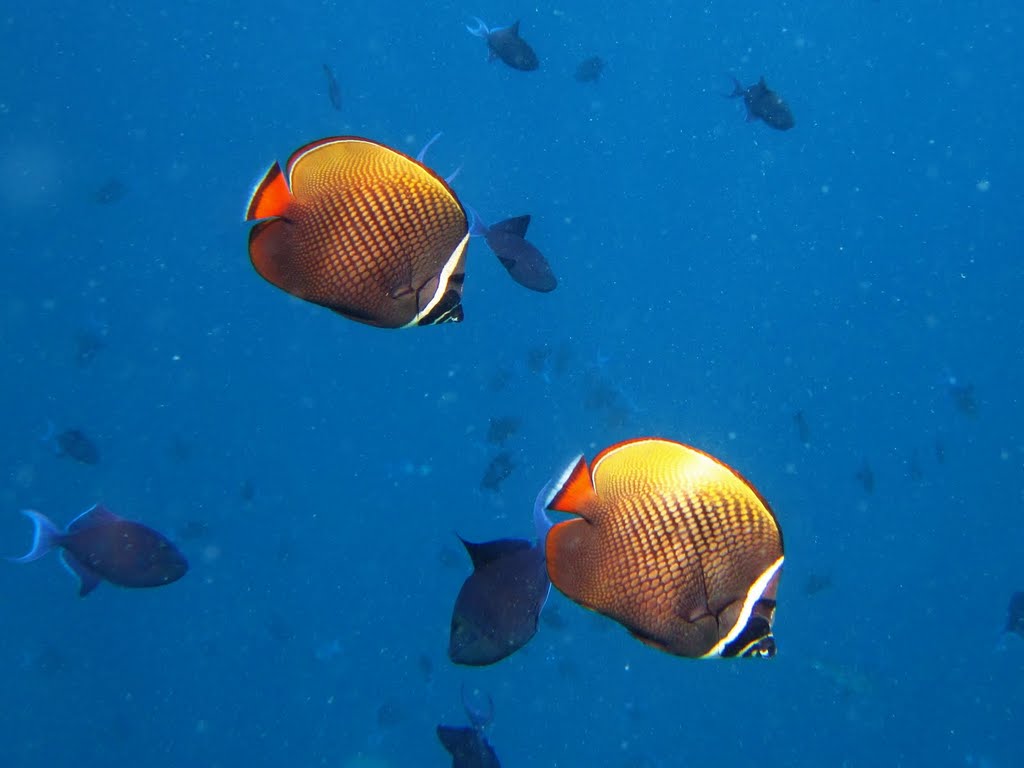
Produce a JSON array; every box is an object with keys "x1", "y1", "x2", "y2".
[{"x1": 721, "y1": 612, "x2": 775, "y2": 658}]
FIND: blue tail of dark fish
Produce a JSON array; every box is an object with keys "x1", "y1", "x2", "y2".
[
  {"x1": 727, "y1": 75, "x2": 744, "y2": 98},
  {"x1": 461, "y1": 684, "x2": 494, "y2": 730},
  {"x1": 465, "y1": 17, "x2": 490, "y2": 38},
  {"x1": 9, "y1": 510, "x2": 62, "y2": 563},
  {"x1": 465, "y1": 205, "x2": 490, "y2": 238}
]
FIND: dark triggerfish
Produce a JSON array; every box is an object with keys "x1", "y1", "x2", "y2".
[
  {"x1": 466, "y1": 18, "x2": 539, "y2": 71},
  {"x1": 246, "y1": 136, "x2": 470, "y2": 328},
  {"x1": 448, "y1": 484, "x2": 552, "y2": 665},
  {"x1": 9, "y1": 506, "x2": 188, "y2": 596},
  {"x1": 437, "y1": 687, "x2": 501, "y2": 768},
  {"x1": 729, "y1": 76, "x2": 795, "y2": 131},
  {"x1": 43, "y1": 422, "x2": 100, "y2": 465},
  {"x1": 469, "y1": 211, "x2": 557, "y2": 293},
  {"x1": 544, "y1": 437, "x2": 784, "y2": 658}
]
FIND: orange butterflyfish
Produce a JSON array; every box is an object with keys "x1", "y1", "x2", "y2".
[
  {"x1": 245, "y1": 136, "x2": 470, "y2": 328},
  {"x1": 543, "y1": 437, "x2": 784, "y2": 659}
]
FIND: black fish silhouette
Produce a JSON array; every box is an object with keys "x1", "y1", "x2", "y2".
[
  {"x1": 575, "y1": 55, "x2": 605, "y2": 83},
  {"x1": 729, "y1": 76, "x2": 794, "y2": 130},
  {"x1": 437, "y1": 687, "x2": 501, "y2": 768},
  {"x1": 9, "y1": 505, "x2": 188, "y2": 596},
  {"x1": 43, "y1": 424, "x2": 100, "y2": 465},
  {"x1": 322, "y1": 64, "x2": 341, "y2": 110},
  {"x1": 466, "y1": 18, "x2": 539, "y2": 71},
  {"x1": 481, "y1": 452, "x2": 515, "y2": 492},
  {"x1": 470, "y1": 212, "x2": 556, "y2": 293},
  {"x1": 448, "y1": 486, "x2": 552, "y2": 666}
]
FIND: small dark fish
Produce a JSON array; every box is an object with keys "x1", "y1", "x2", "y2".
[
  {"x1": 855, "y1": 460, "x2": 874, "y2": 493},
  {"x1": 322, "y1": 64, "x2": 341, "y2": 111},
  {"x1": 793, "y1": 410, "x2": 811, "y2": 445},
  {"x1": 486, "y1": 417, "x2": 520, "y2": 446},
  {"x1": 240, "y1": 479, "x2": 256, "y2": 502},
  {"x1": 575, "y1": 55, "x2": 605, "y2": 83},
  {"x1": 466, "y1": 18, "x2": 539, "y2": 72},
  {"x1": 729, "y1": 76, "x2": 795, "y2": 131},
  {"x1": 94, "y1": 177, "x2": 127, "y2": 204},
  {"x1": 803, "y1": 572, "x2": 833, "y2": 596},
  {"x1": 480, "y1": 452, "x2": 516, "y2": 492},
  {"x1": 948, "y1": 380, "x2": 978, "y2": 417},
  {"x1": 437, "y1": 687, "x2": 501, "y2": 768},
  {"x1": 470, "y1": 211, "x2": 556, "y2": 293},
  {"x1": 1005, "y1": 592, "x2": 1024, "y2": 638},
  {"x1": 43, "y1": 424, "x2": 100, "y2": 465},
  {"x1": 448, "y1": 486, "x2": 552, "y2": 665},
  {"x1": 934, "y1": 436, "x2": 946, "y2": 464},
  {"x1": 9, "y1": 505, "x2": 188, "y2": 596}
]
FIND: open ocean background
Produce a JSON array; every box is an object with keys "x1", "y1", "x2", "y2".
[{"x1": 2, "y1": 1, "x2": 1021, "y2": 766}]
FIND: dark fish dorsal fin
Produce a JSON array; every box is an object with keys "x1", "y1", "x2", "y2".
[
  {"x1": 460, "y1": 537, "x2": 531, "y2": 570},
  {"x1": 489, "y1": 215, "x2": 530, "y2": 238},
  {"x1": 510, "y1": 20, "x2": 521, "y2": 37},
  {"x1": 67, "y1": 504, "x2": 121, "y2": 533},
  {"x1": 758, "y1": 76, "x2": 767, "y2": 87}
]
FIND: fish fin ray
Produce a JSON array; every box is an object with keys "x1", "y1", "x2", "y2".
[
  {"x1": 546, "y1": 455, "x2": 596, "y2": 516},
  {"x1": 67, "y1": 504, "x2": 121, "y2": 533},
  {"x1": 245, "y1": 162, "x2": 290, "y2": 221},
  {"x1": 9, "y1": 510, "x2": 62, "y2": 563}
]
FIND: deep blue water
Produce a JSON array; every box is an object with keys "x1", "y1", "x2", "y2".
[{"x1": 2, "y1": 2, "x2": 1022, "y2": 766}]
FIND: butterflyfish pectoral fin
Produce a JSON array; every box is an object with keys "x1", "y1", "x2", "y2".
[
  {"x1": 245, "y1": 162, "x2": 291, "y2": 221},
  {"x1": 546, "y1": 455, "x2": 597, "y2": 517}
]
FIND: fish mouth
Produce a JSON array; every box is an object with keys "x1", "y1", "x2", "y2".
[{"x1": 703, "y1": 555, "x2": 784, "y2": 659}]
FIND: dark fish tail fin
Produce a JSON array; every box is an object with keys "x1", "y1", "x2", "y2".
[
  {"x1": 9, "y1": 510, "x2": 62, "y2": 563},
  {"x1": 461, "y1": 683, "x2": 495, "y2": 729},
  {"x1": 533, "y1": 478, "x2": 556, "y2": 542},
  {"x1": 466, "y1": 205, "x2": 489, "y2": 238},
  {"x1": 465, "y1": 17, "x2": 489, "y2": 38}
]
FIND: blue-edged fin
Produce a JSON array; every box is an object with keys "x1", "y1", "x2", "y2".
[
  {"x1": 459, "y1": 537, "x2": 531, "y2": 570},
  {"x1": 67, "y1": 503, "x2": 121, "y2": 533},
  {"x1": 9, "y1": 510, "x2": 63, "y2": 563},
  {"x1": 60, "y1": 550, "x2": 102, "y2": 597},
  {"x1": 533, "y1": 477, "x2": 557, "y2": 542},
  {"x1": 546, "y1": 455, "x2": 596, "y2": 516}
]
